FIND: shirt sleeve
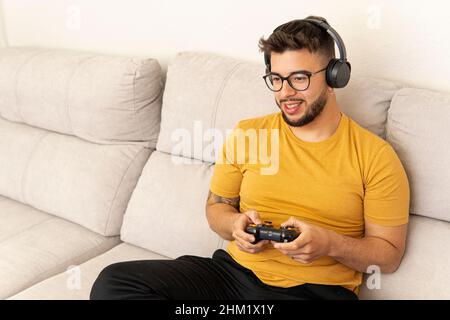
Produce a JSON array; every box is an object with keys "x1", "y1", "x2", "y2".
[
  {"x1": 209, "y1": 124, "x2": 243, "y2": 198},
  {"x1": 364, "y1": 143, "x2": 410, "y2": 226}
]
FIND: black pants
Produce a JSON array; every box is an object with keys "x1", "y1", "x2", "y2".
[{"x1": 90, "y1": 249, "x2": 358, "y2": 300}]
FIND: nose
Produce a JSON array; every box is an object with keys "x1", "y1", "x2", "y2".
[{"x1": 279, "y1": 79, "x2": 297, "y2": 98}]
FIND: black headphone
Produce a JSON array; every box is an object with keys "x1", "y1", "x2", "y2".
[{"x1": 264, "y1": 18, "x2": 351, "y2": 88}]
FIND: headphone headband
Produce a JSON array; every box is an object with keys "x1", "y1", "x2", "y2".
[{"x1": 302, "y1": 18, "x2": 347, "y2": 62}]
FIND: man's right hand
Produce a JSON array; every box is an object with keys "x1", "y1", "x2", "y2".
[{"x1": 231, "y1": 209, "x2": 270, "y2": 254}]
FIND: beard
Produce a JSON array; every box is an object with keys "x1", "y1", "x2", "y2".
[{"x1": 277, "y1": 86, "x2": 328, "y2": 127}]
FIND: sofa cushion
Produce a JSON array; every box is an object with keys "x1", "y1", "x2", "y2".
[
  {"x1": 156, "y1": 51, "x2": 277, "y2": 163},
  {"x1": 0, "y1": 195, "x2": 120, "y2": 299},
  {"x1": 156, "y1": 52, "x2": 401, "y2": 163},
  {"x1": 9, "y1": 243, "x2": 164, "y2": 300},
  {"x1": 386, "y1": 88, "x2": 450, "y2": 222},
  {"x1": 359, "y1": 214, "x2": 450, "y2": 299},
  {"x1": 0, "y1": 116, "x2": 151, "y2": 236},
  {"x1": 0, "y1": 47, "x2": 162, "y2": 147},
  {"x1": 335, "y1": 76, "x2": 401, "y2": 138},
  {"x1": 120, "y1": 151, "x2": 223, "y2": 258}
]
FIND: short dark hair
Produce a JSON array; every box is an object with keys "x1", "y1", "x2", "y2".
[{"x1": 259, "y1": 15, "x2": 335, "y2": 67}]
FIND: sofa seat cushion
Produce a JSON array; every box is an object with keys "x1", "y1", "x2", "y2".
[
  {"x1": 359, "y1": 214, "x2": 450, "y2": 299},
  {"x1": 0, "y1": 195, "x2": 120, "y2": 299},
  {"x1": 9, "y1": 243, "x2": 166, "y2": 300}
]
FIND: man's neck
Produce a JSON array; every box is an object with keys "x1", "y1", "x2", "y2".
[{"x1": 289, "y1": 101, "x2": 342, "y2": 143}]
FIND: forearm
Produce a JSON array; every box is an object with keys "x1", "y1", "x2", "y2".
[
  {"x1": 206, "y1": 203, "x2": 241, "y2": 240},
  {"x1": 328, "y1": 232, "x2": 402, "y2": 273}
]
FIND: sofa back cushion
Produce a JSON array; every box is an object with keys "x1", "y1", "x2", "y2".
[
  {"x1": 0, "y1": 47, "x2": 163, "y2": 236},
  {"x1": 156, "y1": 51, "x2": 277, "y2": 163},
  {"x1": 0, "y1": 47, "x2": 162, "y2": 147},
  {"x1": 359, "y1": 215, "x2": 450, "y2": 299},
  {"x1": 335, "y1": 77, "x2": 401, "y2": 138},
  {"x1": 386, "y1": 87, "x2": 450, "y2": 222}
]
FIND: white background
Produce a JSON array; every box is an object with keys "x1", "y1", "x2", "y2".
[{"x1": 1, "y1": 0, "x2": 449, "y2": 92}]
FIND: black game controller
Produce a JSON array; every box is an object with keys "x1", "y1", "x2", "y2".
[{"x1": 246, "y1": 221, "x2": 300, "y2": 244}]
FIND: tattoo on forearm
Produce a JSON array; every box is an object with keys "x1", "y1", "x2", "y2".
[{"x1": 207, "y1": 191, "x2": 240, "y2": 210}]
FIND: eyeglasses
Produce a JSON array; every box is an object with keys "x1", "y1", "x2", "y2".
[{"x1": 263, "y1": 67, "x2": 327, "y2": 92}]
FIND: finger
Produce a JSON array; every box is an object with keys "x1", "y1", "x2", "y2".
[
  {"x1": 245, "y1": 209, "x2": 262, "y2": 224},
  {"x1": 235, "y1": 214, "x2": 250, "y2": 229},
  {"x1": 271, "y1": 241, "x2": 295, "y2": 255},
  {"x1": 272, "y1": 241, "x2": 293, "y2": 251},
  {"x1": 280, "y1": 216, "x2": 296, "y2": 228},
  {"x1": 252, "y1": 239, "x2": 269, "y2": 248},
  {"x1": 238, "y1": 236, "x2": 269, "y2": 249},
  {"x1": 235, "y1": 238, "x2": 261, "y2": 253},
  {"x1": 235, "y1": 234, "x2": 259, "y2": 249},
  {"x1": 272, "y1": 239, "x2": 304, "y2": 251},
  {"x1": 234, "y1": 228, "x2": 256, "y2": 243},
  {"x1": 280, "y1": 217, "x2": 304, "y2": 231},
  {"x1": 273, "y1": 233, "x2": 309, "y2": 251},
  {"x1": 234, "y1": 237, "x2": 252, "y2": 250},
  {"x1": 276, "y1": 243, "x2": 312, "y2": 257},
  {"x1": 235, "y1": 241, "x2": 248, "y2": 252},
  {"x1": 235, "y1": 234, "x2": 268, "y2": 250}
]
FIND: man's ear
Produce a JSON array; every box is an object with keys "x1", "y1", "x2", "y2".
[{"x1": 327, "y1": 86, "x2": 335, "y2": 95}]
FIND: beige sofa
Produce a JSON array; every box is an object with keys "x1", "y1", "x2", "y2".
[{"x1": 1, "y1": 47, "x2": 449, "y2": 300}]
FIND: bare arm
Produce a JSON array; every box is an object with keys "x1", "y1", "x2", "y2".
[
  {"x1": 273, "y1": 218, "x2": 408, "y2": 273},
  {"x1": 205, "y1": 191, "x2": 241, "y2": 241},
  {"x1": 328, "y1": 221, "x2": 408, "y2": 273},
  {"x1": 205, "y1": 190, "x2": 270, "y2": 253}
]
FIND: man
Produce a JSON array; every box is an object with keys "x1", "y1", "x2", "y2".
[{"x1": 90, "y1": 16, "x2": 409, "y2": 300}]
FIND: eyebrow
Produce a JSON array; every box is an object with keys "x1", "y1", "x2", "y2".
[{"x1": 269, "y1": 70, "x2": 312, "y2": 76}]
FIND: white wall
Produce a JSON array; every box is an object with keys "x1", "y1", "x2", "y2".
[
  {"x1": 2, "y1": 0, "x2": 450, "y2": 92},
  {"x1": 0, "y1": 0, "x2": 8, "y2": 46}
]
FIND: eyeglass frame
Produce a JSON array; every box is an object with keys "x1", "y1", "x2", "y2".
[{"x1": 262, "y1": 67, "x2": 327, "y2": 92}]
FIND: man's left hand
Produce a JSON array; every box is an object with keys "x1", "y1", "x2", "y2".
[{"x1": 271, "y1": 217, "x2": 335, "y2": 264}]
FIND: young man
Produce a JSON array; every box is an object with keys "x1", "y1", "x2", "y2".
[{"x1": 90, "y1": 16, "x2": 409, "y2": 300}]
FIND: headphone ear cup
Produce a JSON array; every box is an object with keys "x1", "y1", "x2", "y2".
[{"x1": 326, "y1": 59, "x2": 351, "y2": 88}]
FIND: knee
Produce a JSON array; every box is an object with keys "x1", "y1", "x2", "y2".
[{"x1": 90, "y1": 262, "x2": 128, "y2": 300}]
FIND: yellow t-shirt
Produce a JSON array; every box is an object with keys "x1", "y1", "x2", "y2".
[{"x1": 209, "y1": 111, "x2": 410, "y2": 294}]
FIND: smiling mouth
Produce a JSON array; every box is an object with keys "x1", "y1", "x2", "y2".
[{"x1": 283, "y1": 101, "x2": 304, "y2": 115}]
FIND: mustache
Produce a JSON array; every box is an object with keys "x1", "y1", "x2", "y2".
[{"x1": 279, "y1": 98, "x2": 305, "y2": 104}]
